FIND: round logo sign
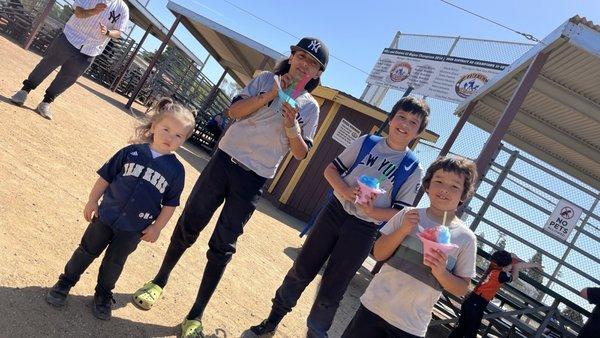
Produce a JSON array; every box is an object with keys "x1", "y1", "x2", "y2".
[
  {"x1": 389, "y1": 62, "x2": 412, "y2": 82},
  {"x1": 455, "y1": 72, "x2": 488, "y2": 98},
  {"x1": 560, "y1": 206, "x2": 574, "y2": 219}
]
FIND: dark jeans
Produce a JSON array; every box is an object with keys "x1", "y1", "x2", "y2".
[
  {"x1": 448, "y1": 293, "x2": 488, "y2": 338},
  {"x1": 342, "y1": 305, "x2": 420, "y2": 338},
  {"x1": 59, "y1": 218, "x2": 141, "y2": 297},
  {"x1": 267, "y1": 198, "x2": 379, "y2": 338},
  {"x1": 22, "y1": 33, "x2": 95, "y2": 103},
  {"x1": 152, "y1": 149, "x2": 266, "y2": 320}
]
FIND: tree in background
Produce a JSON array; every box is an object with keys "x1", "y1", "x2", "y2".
[
  {"x1": 476, "y1": 232, "x2": 488, "y2": 270},
  {"x1": 527, "y1": 251, "x2": 545, "y2": 301},
  {"x1": 561, "y1": 306, "x2": 584, "y2": 326},
  {"x1": 220, "y1": 78, "x2": 242, "y2": 100},
  {"x1": 496, "y1": 231, "x2": 507, "y2": 250},
  {"x1": 528, "y1": 251, "x2": 544, "y2": 284}
]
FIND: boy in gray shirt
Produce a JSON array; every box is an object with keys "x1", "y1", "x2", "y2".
[
  {"x1": 250, "y1": 97, "x2": 430, "y2": 338},
  {"x1": 343, "y1": 156, "x2": 479, "y2": 338}
]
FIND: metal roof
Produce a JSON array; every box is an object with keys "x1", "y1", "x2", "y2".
[
  {"x1": 455, "y1": 16, "x2": 600, "y2": 189},
  {"x1": 166, "y1": 1, "x2": 285, "y2": 86},
  {"x1": 125, "y1": 0, "x2": 205, "y2": 66}
]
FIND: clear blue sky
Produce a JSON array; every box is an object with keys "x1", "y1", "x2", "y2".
[{"x1": 130, "y1": 0, "x2": 600, "y2": 98}]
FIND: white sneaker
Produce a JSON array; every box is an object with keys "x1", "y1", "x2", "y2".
[
  {"x1": 36, "y1": 102, "x2": 53, "y2": 120},
  {"x1": 10, "y1": 90, "x2": 28, "y2": 106}
]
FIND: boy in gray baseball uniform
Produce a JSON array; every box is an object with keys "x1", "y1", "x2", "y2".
[{"x1": 132, "y1": 37, "x2": 329, "y2": 338}]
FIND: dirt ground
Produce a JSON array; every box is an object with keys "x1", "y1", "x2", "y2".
[{"x1": 0, "y1": 35, "x2": 372, "y2": 337}]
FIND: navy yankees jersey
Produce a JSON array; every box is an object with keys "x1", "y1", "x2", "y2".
[{"x1": 97, "y1": 143, "x2": 185, "y2": 232}]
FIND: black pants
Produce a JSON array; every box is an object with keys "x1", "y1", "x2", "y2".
[
  {"x1": 342, "y1": 304, "x2": 420, "y2": 338},
  {"x1": 448, "y1": 293, "x2": 489, "y2": 338},
  {"x1": 152, "y1": 149, "x2": 266, "y2": 320},
  {"x1": 59, "y1": 218, "x2": 141, "y2": 297},
  {"x1": 22, "y1": 33, "x2": 95, "y2": 103},
  {"x1": 267, "y1": 198, "x2": 379, "y2": 338}
]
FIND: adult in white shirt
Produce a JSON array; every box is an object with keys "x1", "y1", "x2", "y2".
[{"x1": 10, "y1": 0, "x2": 129, "y2": 120}]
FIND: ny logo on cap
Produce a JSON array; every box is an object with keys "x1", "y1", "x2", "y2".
[{"x1": 308, "y1": 40, "x2": 321, "y2": 53}]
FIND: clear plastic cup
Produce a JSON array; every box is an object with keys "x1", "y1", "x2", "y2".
[
  {"x1": 355, "y1": 176, "x2": 385, "y2": 204},
  {"x1": 277, "y1": 89, "x2": 297, "y2": 108}
]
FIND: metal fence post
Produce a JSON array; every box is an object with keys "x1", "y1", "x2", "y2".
[{"x1": 23, "y1": 0, "x2": 56, "y2": 50}]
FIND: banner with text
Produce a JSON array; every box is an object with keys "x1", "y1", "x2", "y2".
[{"x1": 366, "y1": 48, "x2": 508, "y2": 103}]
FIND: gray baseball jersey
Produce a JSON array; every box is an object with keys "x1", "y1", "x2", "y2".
[
  {"x1": 361, "y1": 208, "x2": 477, "y2": 336},
  {"x1": 219, "y1": 71, "x2": 320, "y2": 178}
]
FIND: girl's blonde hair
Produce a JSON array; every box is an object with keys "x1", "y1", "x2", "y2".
[{"x1": 130, "y1": 97, "x2": 197, "y2": 144}]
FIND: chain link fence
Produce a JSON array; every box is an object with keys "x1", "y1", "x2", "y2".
[{"x1": 365, "y1": 32, "x2": 598, "y2": 334}]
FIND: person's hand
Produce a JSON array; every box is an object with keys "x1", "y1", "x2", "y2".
[
  {"x1": 141, "y1": 224, "x2": 161, "y2": 243},
  {"x1": 356, "y1": 192, "x2": 377, "y2": 217},
  {"x1": 279, "y1": 73, "x2": 295, "y2": 91},
  {"x1": 398, "y1": 208, "x2": 419, "y2": 235},
  {"x1": 339, "y1": 184, "x2": 360, "y2": 203},
  {"x1": 424, "y1": 248, "x2": 449, "y2": 276},
  {"x1": 99, "y1": 23, "x2": 108, "y2": 37},
  {"x1": 83, "y1": 200, "x2": 99, "y2": 222},
  {"x1": 94, "y1": 2, "x2": 108, "y2": 14},
  {"x1": 266, "y1": 78, "x2": 280, "y2": 102},
  {"x1": 281, "y1": 101, "x2": 299, "y2": 128},
  {"x1": 580, "y1": 288, "x2": 589, "y2": 299},
  {"x1": 267, "y1": 74, "x2": 296, "y2": 102}
]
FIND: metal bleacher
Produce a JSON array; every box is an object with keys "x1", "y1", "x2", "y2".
[
  {"x1": 0, "y1": 0, "x2": 233, "y2": 155},
  {"x1": 429, "y1": 248, "x2": 586, "y2": 337}
]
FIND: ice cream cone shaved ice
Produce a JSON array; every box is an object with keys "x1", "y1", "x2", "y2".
[
  {"x1": 421, "y1": 227, "x2": 438, "y2": 242},
  {"x1": 420, "y1": 226, "x2": 451, "y2": 244},
  {"x1": 358, "y1": 175, "x2": 380, "y2": 189},
  {"x1": 437, "y1": 225, "x2": 451, "y2": 244}
]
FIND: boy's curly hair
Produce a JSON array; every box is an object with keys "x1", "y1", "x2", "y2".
[
  {"x1": 490, "y1": 250, "x2": 512, "y2": 268},
  {"x1": 422, "y1": 156, "x2": 478, "y2": 202}
]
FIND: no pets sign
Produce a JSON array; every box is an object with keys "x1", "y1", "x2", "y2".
[{"x1": 543, "y1": 199, "x2": 582, "y2": 241}]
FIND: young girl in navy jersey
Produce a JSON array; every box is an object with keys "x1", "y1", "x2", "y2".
[{"x1": 45, "y1": 98, "x2": 196, "y2": 321}]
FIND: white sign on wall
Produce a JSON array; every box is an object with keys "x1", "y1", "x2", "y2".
[
  {"x1": 366, "y1": 48, "x2": 507, "y2": 103},
  {"x1": 332, "y1": 118, "x2": 361, "y2": 148},
  {"x1": 543, "y1": 199, "x2": 582, "y2": 241}
]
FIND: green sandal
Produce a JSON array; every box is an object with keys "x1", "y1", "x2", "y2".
[
  {"x1": 132, "y1": 281, "x2": 163, "y2": 310},
  {"x1": 181, "y1": 318, "x2": 203, "y2": 338}
]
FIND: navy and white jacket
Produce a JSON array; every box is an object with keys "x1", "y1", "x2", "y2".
[{"x1": 97, "y1": 143, "x2": 185, "y2": 232}]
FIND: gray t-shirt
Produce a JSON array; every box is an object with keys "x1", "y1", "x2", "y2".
[
  {"x1": 219, "y1": 71, "x2": 319, "y2": 178},
  {"x1": 360, "y1": 208, "x2": 477, "y2": 336},
  {"x1": 332, "y1": 135, "x2": 422, "y2": 224}
]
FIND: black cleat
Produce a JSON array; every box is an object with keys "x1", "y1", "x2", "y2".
[
  {"x1": 92, "y1": 293, "x2": 115, "y2": 321},
  {"x1": 46, "y1": 281, "x2": 71, "y2": 308},
  {"x1": 249, "y1": 319, "x2": 278, "y2": 337}
]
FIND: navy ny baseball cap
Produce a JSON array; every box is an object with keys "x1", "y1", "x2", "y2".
[{"x1": 291, "y1": 37, "x2": 329, "y2": 71}]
